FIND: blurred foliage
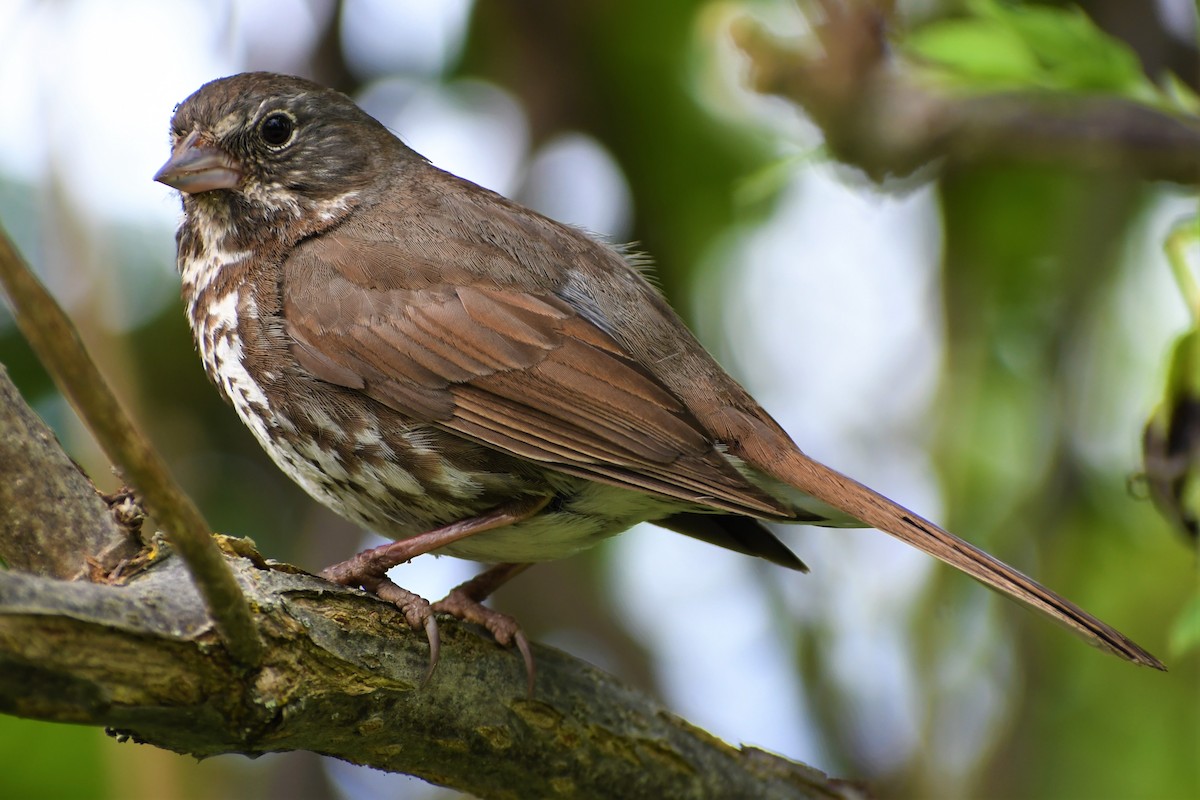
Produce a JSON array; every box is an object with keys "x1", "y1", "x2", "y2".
[
  {"x1": 1173, "y1": 592, "x2": 1200, "y2": 655},
  {"x1": 1, "y1": 1, "x2": 1197, "y2": 799},
  {"x1": 935, "y1": 160, "x2": 1192, "y2": 800},
  {"x1": 1143, "y1": 218, "x2": 1200, "y2": 546},
  {"x1": 904, "y1": 0, "x2": 1200, "y2": 113},
  {"x1": 1143, "y1": 218, "x2": 1200, "y2": 667},
  {"x1": 0, "y1": 718, "x2": 102, "y2": 799}
]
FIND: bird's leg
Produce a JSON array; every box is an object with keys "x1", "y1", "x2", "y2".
[
  {"x1": 319, "y1": 494, "x2": 550, "y2": 686},
  {"x1": 434, "y1": 563, "x2": 535, "y2": 695},
  {"x1": 321, "y1": 495, "x2": 549, "y2": 585}
]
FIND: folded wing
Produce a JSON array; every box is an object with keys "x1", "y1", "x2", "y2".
[{"x1": 282, "y1": 234, "x2": 798, "y2": 520}]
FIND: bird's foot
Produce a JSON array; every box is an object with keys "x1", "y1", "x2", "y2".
[
  {"x1": 434, "y1": 570, "x2": 535, "y2": 697},
  {"x1": 320, "y1": 552, "x2": 536, "y2": 694},
  {"x1": 321, "y1": 557, "x2": 443, "y2": 685}
]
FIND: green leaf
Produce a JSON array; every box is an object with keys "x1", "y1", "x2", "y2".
[
  {"x1": 971, "y1": 0, "x2": 1146, "y2": 93},
  {"x1": 906, "y1": 19, "x2": 1041, "y2": 86},
  {"x1": 903, "y1": 0, "x2": 1164, "y2": 103}
]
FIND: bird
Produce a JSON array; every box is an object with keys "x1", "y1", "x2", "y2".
[{"x1": 154, "y1": 72, "x2": 1164, "y2": 689}]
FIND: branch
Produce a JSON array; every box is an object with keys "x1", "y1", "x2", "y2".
[
  {"x1": 733, "y1": 1, "x2": 1200, "y2": 184},
  {"x1": 0, "y1": 547, "x2": 855, "y2": 799},
  {"x1": 0, "y1": 224, "x2": 262, "y2": 666},
  {"x1": 0, "y1": 365, "x2": 139, "y2": 578}
]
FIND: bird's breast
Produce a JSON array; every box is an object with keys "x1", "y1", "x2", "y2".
[{"x1": 175, "y1": 243, "x2": 616, "y2": 548}]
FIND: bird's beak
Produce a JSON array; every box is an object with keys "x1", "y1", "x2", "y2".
[{"x1": 154, "y1": 130, "x2": 242, "y2": 194}]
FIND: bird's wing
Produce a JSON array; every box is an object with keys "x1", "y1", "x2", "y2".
[{"x1": 281, "y1": 233, "x2": 794, "y2": 519}]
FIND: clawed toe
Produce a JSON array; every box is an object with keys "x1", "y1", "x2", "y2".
[
  {"x1": 369, "y1": 577, "x2": 442, "y2": 683},
  {"x1": 434, "y1": 588, "x2": 537, "y2": 697},
  {"x1": 321, "y1": 564, "x2": 443, "y2": 684},
  {"x1": 319, "y1": 556, "x2": 536, "y2": 695},
  {"x1": 512, "y1": 630, "x2": 535, "y2": 698}
]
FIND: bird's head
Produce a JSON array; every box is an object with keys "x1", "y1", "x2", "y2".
[{"x1": 155, "y1": 72, "x2": 397, "y2": 223}]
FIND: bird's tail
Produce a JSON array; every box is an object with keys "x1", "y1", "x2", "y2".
[{"x1": 772, "y1": 448, "x2": 1165, "y2": 670}]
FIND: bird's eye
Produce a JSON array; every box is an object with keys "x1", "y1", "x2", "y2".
[{"x1": 259, "y1": 112, "x2": 296, "y2": 147}]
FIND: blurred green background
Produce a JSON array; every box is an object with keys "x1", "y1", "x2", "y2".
[{"x1": 0, "y1": 1, "x2": 1196, "y2": 798}]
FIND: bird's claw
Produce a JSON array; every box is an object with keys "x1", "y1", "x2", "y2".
[
  {"x1": 421, "y1": 614, "x2": 441, "y2": 687},
  {"x1": 320, "y1": 556, "x2": 535, "y2": 695},
  {"x1": 434, "y1": 587, "x2": 536, "y2": 697},
  {"x1": 321, "y1": 566, "x2": 443, "y2": 684},
  {"x1": 370, "y1": 577, "x2": 441, "y2": 678}
]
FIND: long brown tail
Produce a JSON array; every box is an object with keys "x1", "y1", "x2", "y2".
[{"x1": 775, "y1": 449, "x2": 1165, "y2": 670}]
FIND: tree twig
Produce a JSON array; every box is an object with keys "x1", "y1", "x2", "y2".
[
  {"x1": 0, "y1": 223, "x2": 263, "y2": 667},
  {"x1": 733, "y1": 2, "x2": 1200, "y2": 184}
]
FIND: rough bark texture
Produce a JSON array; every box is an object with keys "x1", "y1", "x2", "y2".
[
  {"x1": 0, "y1": 559, "x2": 858, "y2": 799},
  {"x1": 0, "y1": 367, "x2": 859, "y2": 800},
  {"x1": 0, "y1": 366, "x2": 139, "y2": 578}
]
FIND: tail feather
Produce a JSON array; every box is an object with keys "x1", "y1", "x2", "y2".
[
  {"x1": 658, "y1": 512, "x2": 809, "y2": 572},
  {"x1": 776, "y1": 450, "x2": 1165, "y2": 670}
]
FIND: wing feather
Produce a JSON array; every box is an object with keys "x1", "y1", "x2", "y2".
[{"x1": 283, "y1": 234, "x2": 792, "y2": 518}]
